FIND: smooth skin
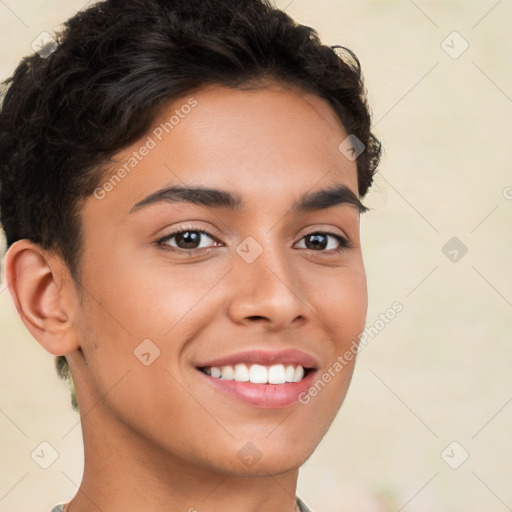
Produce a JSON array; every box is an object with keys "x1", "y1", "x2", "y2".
[{"x1": 5, "y1": 81, "x2": 368, "y2": 512}]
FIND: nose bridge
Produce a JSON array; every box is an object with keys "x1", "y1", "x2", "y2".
[{"x1": 228, "y1": 232, "x2": 307, "y2": 326}]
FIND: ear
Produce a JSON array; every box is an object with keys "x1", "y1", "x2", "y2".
[{"x1": 3, "y1": 239, "x2": 81, "y2": 355}]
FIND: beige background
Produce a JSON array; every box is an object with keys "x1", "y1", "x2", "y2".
[{"x1": 1, "y1": 1, "x2": 511, "y2": 511}]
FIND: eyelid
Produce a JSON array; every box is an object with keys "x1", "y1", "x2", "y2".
[{"x1": 156, "y1": 225, "x2": 223, "y2": 249}]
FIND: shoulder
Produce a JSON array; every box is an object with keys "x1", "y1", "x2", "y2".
[
  {"x1": 51, "y1": 500, "x2": 312, "y2": 512},
  {"x1": 297, "y1": 496, "x2": 316, "y2": 512},
  {"x1": 49, "y1": 505, "x2": 66, "y2": 512}
]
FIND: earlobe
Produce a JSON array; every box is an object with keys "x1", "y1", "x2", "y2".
[{"x1": 3, "y1": 240, "x2": 80, "y2": 356}]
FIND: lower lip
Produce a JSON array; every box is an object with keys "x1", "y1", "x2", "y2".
[{"x1": 196, "y1": 369, "x2": 318, "y2": 408}]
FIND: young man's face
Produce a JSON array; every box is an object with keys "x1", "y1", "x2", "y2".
[{"x1": 70, "y1": 82, "x2": 367, "y2": 476}]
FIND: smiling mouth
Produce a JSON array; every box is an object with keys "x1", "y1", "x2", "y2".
[{"x1": 197, "y1": 363, "x2": 314, "y2": 384}]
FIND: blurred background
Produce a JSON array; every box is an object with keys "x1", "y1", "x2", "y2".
[{"x1": 0, "y1": 1, "x2": 511, "y2": 511}]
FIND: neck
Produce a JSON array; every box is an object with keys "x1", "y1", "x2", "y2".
[{"x1": 65, "y1": 402, "x2": 300, "y2": 512}]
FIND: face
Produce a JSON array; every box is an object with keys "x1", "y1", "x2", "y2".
[{"x1": 71, "y1": 81, "x2": 368, "y2": 476}]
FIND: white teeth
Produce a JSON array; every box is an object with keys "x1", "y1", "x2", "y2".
[
  {"x1": 234, "y1": 363, "x2": 249, "y2": 382},
  {"x1": 249, "y1": 364, "x2": 268, "y2": 384},
  {"x1": 204, "y1": 363, "x2": 307, "y2": 384},
  {"x1": 220, "y1": 365, "x2": 234, "y2": 380},
  {"x1": 293, "y1": 365, "x2": 304, "y2": 382},
  {"x1": 268, "y1": 364, "x2": 286, "y2": 384},
  {"x1": 210, "y1": 367, "x2": 221, "y2": 378}
]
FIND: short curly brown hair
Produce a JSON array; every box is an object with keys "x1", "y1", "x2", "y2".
[{"x1": 0, "y1": 0, "x2": 381, "y2": 412}]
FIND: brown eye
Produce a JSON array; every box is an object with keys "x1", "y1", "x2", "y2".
[
  {"x1": 296, "y1": 231, "x2": 350, "y2": 252},
  {"x1": 158, "y1": 229, "x2": 220, "y2": 251}
]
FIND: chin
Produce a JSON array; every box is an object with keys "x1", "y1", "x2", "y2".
[
  {"x1": 223, "y1": 437, "x2": 317, "y2": 477},
  {"x1": 224, "y1": 454, "x2": 309, "y2": 478}
]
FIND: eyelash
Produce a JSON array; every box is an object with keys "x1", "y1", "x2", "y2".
[{"x1": 156, "y1": 227, "x2": 351, "y2": 255}]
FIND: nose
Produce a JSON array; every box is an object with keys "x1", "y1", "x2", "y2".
[{"x1": 226, "y1": 243, "x2": 308, "y2": 330}]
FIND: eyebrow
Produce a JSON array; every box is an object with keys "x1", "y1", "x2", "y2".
[{"x1": 129, "y1": 183, "x2": 368, "y2": 215}]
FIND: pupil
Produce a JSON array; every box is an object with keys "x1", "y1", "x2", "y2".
[
  {"x1": 307, "y1": 234, "x2": 326, "y2": 250},
  {"x1": 178, "y1": 231, "x2": 200, "y2": 248}
]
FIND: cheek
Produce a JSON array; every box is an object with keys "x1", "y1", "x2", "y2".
[
  {"x1": 81, "y1": 241, "x2": 217, "y2": 338},
  {"x1": 306, "y1": 263, "x2": 368, "y2": 343},
  {"x1": 123, "y1": 259, "x2": 230, "y2": 342},
  {"x1": 260, "y1": 261, "x2": 363, "y2": 375},
  {"x1": 75, "y1": 252, "x2": 229, "y2": 405},
  {"x1": 296, "y1": 265, "x2": 367, "y2": 407}
]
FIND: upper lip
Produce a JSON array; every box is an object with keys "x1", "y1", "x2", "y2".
[{"x1": 195, "y1": 348, "x2": 319, "y2": 369}]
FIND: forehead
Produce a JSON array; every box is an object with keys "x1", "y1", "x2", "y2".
[{"x1": 84, "y1": 82, "x2": 358, "y2": 221}]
